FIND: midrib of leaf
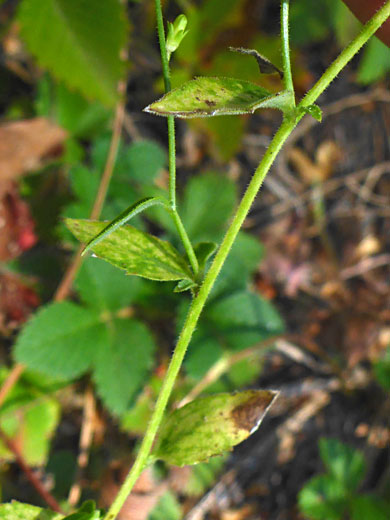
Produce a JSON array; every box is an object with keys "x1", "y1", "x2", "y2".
[{"x1": 51, "y1": 0, "x2": 118, "y2": 99}]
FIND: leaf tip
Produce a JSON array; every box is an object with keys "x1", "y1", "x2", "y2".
[{"x1": 231, "y1": 389, "x2": 279, "y2": 435}]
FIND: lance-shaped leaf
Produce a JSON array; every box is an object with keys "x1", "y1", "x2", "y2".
[
  {"x1": 152, "y1": 390, "x2": 278, "y2": 466},
  {"x1": 144, "y1": 77, "x2": 293, "y2": 118},
  {"x1": 229, "y1": 47, "x2": 283, "y2": 78},
  {"x1": 82, "y1": 197, "x2": 169, "y2": 255},
  {"x1": 66, "y1": 219, "x2": 193, "y2": 282}
]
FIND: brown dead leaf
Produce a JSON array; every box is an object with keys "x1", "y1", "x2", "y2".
[
  {"x1": 0, "y1": 181, "x2": 37, "y2": 261},
  {"x1": 0, "y1": 271, "x2": 40, "y2": 335},
  {"x1": 288, "y1": 141, "x2": 343, "y2": 184},
  {"x1": 0, "y1": 117, "x2": 66, "y2": 180}
]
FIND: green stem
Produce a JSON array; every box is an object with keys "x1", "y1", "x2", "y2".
[
  {"x1": 281, "y1": 0, "x2": 294, "y2": 96},
  {"x1": 103, "y1": 3, "x2": 390, "y2": 519},
  {"x1": 300, "y1": 0, "x2": 390, "y2": 108},
  {"x1": 155, "y1": 0, "x2": 198, "y2": 274}
]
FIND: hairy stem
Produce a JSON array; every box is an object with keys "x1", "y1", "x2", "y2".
[
  {"x1": 154, "y1": 0, "x2": 199, "y2": 274},
  {"x1": 103, "y1": 2, "x2": 390, "y2": 519},
  {"x1": 281, "y1": 0, "x2": 294, "y2": 96}
]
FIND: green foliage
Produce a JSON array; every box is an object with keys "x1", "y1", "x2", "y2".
[
  {"x1": 357, "y1": 37, "x2": 390, "y2": 84},
  {"x1": 148, "y1": 492, "x2": 182, "y2": 520},
  {"x1": 0, "y1": 369, "x2": 60, "y2": 465},
  {"x1": 298, "y1": 438, "x2": 390, "y2": 520},
  {"x1": 14, "y1": 302, "x2": 105, "y2": 379},
  {"x1": 66, "y1": 219, "x2": 194, "y2": 283},
  {"x1": 14, "y1": 269, "x2": 157, "y2": 414},
  {"x1": 145, "y1": 77, "x2": 293, "y2": 118},
  {"x1": 373, "y1": 347, "x2": 390, "y2": 391},
  {"x1": 18, "y1": 0, "x2": 128, "y2": 106},
  {"x1": 152, "y1": 390, "x2": 278, "y2": 466},
  {"x1": 0, "y1": 501, "x2": 63, "y2": 520},
  {"x1": 181, "y1": 172, "x2": 237, "y2": 243}
]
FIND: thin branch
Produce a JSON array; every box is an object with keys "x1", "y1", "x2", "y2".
[
  {"x1": 68, "y1": 385, "x2": 96, "y2": 507},
  {"x1": 0, "y1": 362, "x2": 25, "y2": 409},
  {"x1": 0, "y1": 428, "x2": 64, "y2": 513}
]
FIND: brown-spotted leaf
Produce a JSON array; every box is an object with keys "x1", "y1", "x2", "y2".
[
  {"x1": 66, "y1": 218, "x2": 193, "y2": 282},
  {"x1": 144, "y1": 77, "x2": 293, "y2": 118},
  {"x1": 152, "y1": 390, "x2": 278, "y2": 466}
]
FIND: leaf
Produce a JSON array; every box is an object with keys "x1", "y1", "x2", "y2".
[
  {"x1": 66, "y1": 219, "x2": 193, "y2": 282},
  {"x1": 373, "y1": 347, "x2": 390, "y2": 391},
  {"x1": 0, "y1": 501, "x2": 63, "y2": 520},
  {"x1": 319, "y1": 438, "x2": 366, "y2": 491},
  {"x1": 144, "y1": 77, "x2": 293, "y2": 118},
  {"x1": 148, "y1": 492, "x2": 182, "y2": 520},
  {"x1": 93, "y1": 318, "x2": 155, "y2": 414},
  {"x1": 194, "y1": 242, "x2": 218, "y2": 272},
  {"x1": 82, "y1": 197, "x2": 169, "y2": 255},
  {"x1": 14, "y1": 302, "x2": 106, "y2": 379},
  {"x1": 152, "y1": 390, "x2": 278, "y2": 466},
  {"x1": 299, "y1": 104, "x2": 322, "y2": 122},
  {"x1": 0, "y1": 370, "x2": 60, "y2": 465},
  {"x1": 350, "y1": 495, "x2": 390, "y2": 520},
  {"x1": 75, "y1": 257, "x2": 142, "y2": 312},
  {"x1": 18, "y1": 0, "x2": 128, "y2": 106},
  {"x1": 206, "y1": 290, "x2": 285, "y2": 350},
  {"x1": 229, "y1": 47, "x2": 283, "y2": 78},
  {"x1": 184, "y1": 338, "x2": 224, "y2": 380},
  {"x1": 181, "y1": 172, "x2": 237, "y2": 242},
  {"x1": 298, "y1": 474, "x2": 347, "y2": 520},
  {"x1": 357, "y1": 36, "x2": 390, "y2": 84},
  {"x1": 174, "y1": 279, "x2": 197, "y2": 293}
]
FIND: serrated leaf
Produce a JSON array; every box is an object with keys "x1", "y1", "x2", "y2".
[
  {"x1": 82, "y1": 197, "x2": 169, "y2": 255},
  {"x1": 229, "y1": 47, "x2": 283, "y2": 77},
  {"x1": 75, "y1": 257, "x2": 142, "y2": 312},
  {"x1": 93, "y1": 318, "x2": 155, "y2": 414},
  {"x1": 319, "y1": 438, "x2": 366, "y2": 491},
  {"x1": 298, "y1": 474, "x2": 347, "y2": 520},
  {"x1": 152, "y1": 390, "x2": 278, "y2": 466},
  {"x1": 206, "y1": 290, "x2": 285, "y2": 350},
  {"x1": 18, "y1": 0, "x2": 128, "y2": 106},
  {"x1": 0, "y1": 501, "x2": 63, "y2": 520},
  {"x1": 145, "y1": 77, "x2": 293, "y2": 118},
  {"x1": 14, "y1": 302, "x2": 106, "y2": 379},
  {"x1": 66, "y1": 219, "x2": 193, "y2": 282},
  {"x1": 181, "y1": 172, "x2": 237, "y2": 242},
  {"x1": 300, "y1": 104, "x2": 322, "y2": 122}
]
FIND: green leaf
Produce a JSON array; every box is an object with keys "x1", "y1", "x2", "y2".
[
  {"x1": 181, "y1": 172, "x2": 237, "y2": 242},
  {"x1": 82, "y1": 197, "x2": 169, "y2": 255},
  {"x1": 75, "y1": 257, "x2": 142, "y2": 312},
  {"x1": 66, "y1": 219, "x2": 193, "y2": 282},
  {"x1": 299, "y1": 104, "x2": 322, "y2": 122},
  {"x1": 298, "y1": 474, "x2": 347, "y2": 520},
  {"x1": 62, "y1": 501, "x2": 102, "y2": 520},
  {"x1": 93, "y1": 318, "x2": 155, "y2": 414},
  {"x1": 0, "y1": 370, "x2": 60, "y2": 465},
  {"x1": 14, "y1": 302, "x2": 106, "y2": 379},
  {"x1": 206, "y1": 290, "x2": 285, "y2": 350},
  {"x1": 144, "y1": 77, "x2": 293, "y2": 118},
  {"x1": 319, "y1": 438, "x2": 366, "y2": 491},
  {"x1": 0, "y1": 501, "x2": 63, "y2": 520},
  {"x1": 184, "y1": 338, "x2": 224, "y2": 380},
  {"x1": 148, "y1": 492, "x2": 182, "y2": 520},
  {"x1": 194, "y1": 242, "x2": 218, "y2": 272},
  {"x1": 152, "y1": 390, "x2": 278, "y2": 466},
  {"x1": 350, "y1": 495, "x2": 390, "y2": 520},
  {"x1": 213, "y1": 232, "x2": 264, "y2": 295},
  {"x1": 373, "y1": 347, "x2": 390, "y2": 391},
  {"x1": 357, "y1": 37, "x2": 390, "y2": 85},
  {"x1": 185, "y1": 456, "x2": 226, "y2": 496},
  {"x1": 18, "y1": 0, "x2": 128, "y2": 106},
  {"x1": 174, "y1": 279, "x2": 197, "y2": 293}
]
